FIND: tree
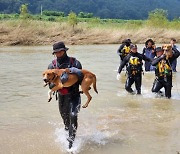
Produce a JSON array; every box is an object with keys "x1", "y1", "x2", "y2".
[
  {"x1": 147, "y1": 9, "x2": 168, "y2": 27},
  {"x1": 68, "y1": 11, "x2": 78, "y2": 28},
  {"x1": 19, "y1": 4, "x2": 29, "y2": 19}
]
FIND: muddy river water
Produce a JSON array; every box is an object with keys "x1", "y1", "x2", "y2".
[{"x1": 0, "y1": 44, "x2": 180, "y2": 154}]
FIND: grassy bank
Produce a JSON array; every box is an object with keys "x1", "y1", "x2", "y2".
[{"x1": 0, "y1": 18, "x2": 180, "y2": 46}]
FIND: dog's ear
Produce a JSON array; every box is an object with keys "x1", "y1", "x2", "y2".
[
  {"x1": 52, "y1": 71, "x2": 58, "y2": 77},
  {"x1": 42, "y1": 72, "x2": 45, "y2": 76},
  {"x1": 169, "y1": 44, "x2": 172, "y2": 48},
  {"x1": 52, "y1": 70, "x2": 57, "y2": 75},
  {"x1": 162, "y1": 45, "x2": 165, "y2": 50}
]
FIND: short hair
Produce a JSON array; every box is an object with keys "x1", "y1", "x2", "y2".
[
  {"x1": 171, "y1": 38, "x2": 176, "y2": 42},
  {"x1": 145, "y1": 39, "x2": 155, "y2": 46}
]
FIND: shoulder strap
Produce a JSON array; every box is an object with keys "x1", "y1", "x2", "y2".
[
  {"x1": 52, "y1": 59, "x2": 58, "y2": 68},
  {"x1": 70, "y1": 57, "x2": 76, "y2": 66},
  {"x1": 52, "y1": 57, "x2": 76, "y2": 69}
]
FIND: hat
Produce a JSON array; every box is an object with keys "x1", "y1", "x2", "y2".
[
  {"x1": 52, "y1": 42, "x2": 69, "y2": 54},
  {"x1": 122, "y1": 38, "x2": 132, "y2": 44},
  {"x1": 130, "y1": 44, "x2": 137, "y2": 49},
  {"x1": 127, "y1": 39, "x2": 132, "y2": 43},
  {"x1": 155, "y1": 47, "x2": 163, "y2": 52}
]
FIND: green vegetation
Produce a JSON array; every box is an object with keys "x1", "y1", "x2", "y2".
[
  {"x1": 78, "y1": 12, "x2": 93, "y2": 18},
  {"x1": 42, "y1": 11, "x2": 65, "y2": 17},
  {"x1": 19, "y1": 4, "x2": 32, "y2": 19},
  {"x1": 68, "y1": 12, "x2": 78, "y2": 28},
  {"x1": 0, "y1": 5, "x2": 179, "y2": 46},
  {"x1": 0, "y1": 8, "x2": 180, "y2": 30},
  {"x1": 146, "y1": 9, "x2": 168, "y2": 28}
]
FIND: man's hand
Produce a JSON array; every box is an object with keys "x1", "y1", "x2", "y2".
[
  {"x1": 68, "y1": 67, "x2": 84, "y2": 83},
  {"x1": 60, "y1": 72, "x2": 69, "y2": 84},
  {"x1": 152, "y1": 45, "x2": 156, "y2": 53},
  {"x1": 116, "y1": 73, "x2": 121, "y2": 80}
]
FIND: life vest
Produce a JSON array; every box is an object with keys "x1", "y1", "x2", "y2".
[
  {"x1": 52, "y1": 57, "x2": 75, "y2": 69},
  {"x1": 157, "y1": 60, "x2": 172, "y2": 77},
  {"x1": 52, "y1": 57, "x2": 75, "y2": 95},
  {"x1": 121, "y1": 45, "x2": 130, "y2": 57},
  {"x1": 128, "y1": 56, "x2": 142, "y2": 75}
]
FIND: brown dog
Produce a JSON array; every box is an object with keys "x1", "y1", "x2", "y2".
[
  {"x1": 162, "y1": 44, "x2": 173, "y2": 59},
  {"x1": 42, "y1": 69, "x2": 98, "y2": 108}
]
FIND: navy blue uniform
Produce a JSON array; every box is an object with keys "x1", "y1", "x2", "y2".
[
  {"x1": 118, "y1": 52, "x2": 150, "y2": 94},
  {"x1": 151, "y1": 48, "x2": 180, "y2": 98}
]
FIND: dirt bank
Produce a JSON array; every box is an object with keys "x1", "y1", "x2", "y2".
[{"x1": 0, "y1": 20, "x2": 180, "y2": 46}]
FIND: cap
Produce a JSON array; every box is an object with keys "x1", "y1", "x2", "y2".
[
  {"x1": 155, "y1": 47, "x2": 163, "y2": 52},
  {"x1": 130, "y1": 44, "x2": 137, "y2": 49}
]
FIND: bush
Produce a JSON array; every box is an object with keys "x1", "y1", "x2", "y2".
[
  {"x1": 147, "y1": 9, "x2": 168, "y2": 27},
  {"x1": 13, "y1": 13, "x2": 19, "y2": 19},
  {"x1": 78, "y1": 12, "x2": 93, "y2": 18},
  {"x1": 43, "y1": 11, "x2": 65, "y2": 17},
  {"x1": 47, "y1": 16, "x2": 56, "y2": 21},
  {"x1": 68, "y1": 12, "x2": 78, "y2": 28},
  {"x1": 89, "y1": 17, "x2": 101, "y2": 24}
]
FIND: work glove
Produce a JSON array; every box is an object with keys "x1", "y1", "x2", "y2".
[
  {"x1": 116, "y1": 73, "x2": 121, "y2": 80},
  {"x1": 60, "y1": 72, "x2": 69, "y2": 84}
]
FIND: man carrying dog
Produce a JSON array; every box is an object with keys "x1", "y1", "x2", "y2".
[
  {"x1": 117, "y1": 44, "x2": 151, "y2": 94},
  {"x1": 151, "y1": 46, "x2": 180, "y2": 98},
  {"x1": 48, "y1": 41, "x2": 83, "y2": 149}
]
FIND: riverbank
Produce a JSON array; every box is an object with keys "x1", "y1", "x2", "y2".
[{"x1": 0, "y1": 20, "x2": 180, "y2": 46}]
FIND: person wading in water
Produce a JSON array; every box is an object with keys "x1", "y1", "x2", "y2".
[
  {"x1": 117, "y1": 44, "x2": 151, "y2": 94},
  {"x1": 47, "y1": 41, "x2": 83, "y2": 149},
  {"x1": 151, "y1": 46, "x2": 180, "y2": 98}
]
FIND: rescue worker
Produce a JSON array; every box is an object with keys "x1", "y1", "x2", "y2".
[
  {"x1": 170, "y1": 38, "x2": 179, "y2": 72},
  {"x1": 117, "y1": 39, "x2": 132, "y2": 62},
  {"x1": 142, "y1": 39, "x2": 156, "y2": 71},
  {"x1": 117, "y1": 44, "x2": 151, "y2": 94},
  {"x1": 151, "y1": 46, "x2": 180, "y2": 98},
  {"x1": 47, "y1": 42, "x2": 83, "y2": 149}
]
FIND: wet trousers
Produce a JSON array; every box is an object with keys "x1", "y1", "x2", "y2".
[
  {"x1": 152, "y1": 78, "x2": 172, "y2": 98},
  {"x1": 58, "y1": 93, "x2": 81, "y2": 141},
  {"x1": 125, "y1": 75, "x2": 142, "y2": 94}
]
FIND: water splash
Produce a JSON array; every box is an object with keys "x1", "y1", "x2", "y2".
[
  {"x1": 53, "y1": 121, "x2": 119, "y2": 154},
  {"x1": 117, "y1": 87, "x2": 180, "y2": 101}
]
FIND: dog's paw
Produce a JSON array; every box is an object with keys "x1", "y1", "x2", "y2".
[
  {"x1": 79, "y1": 91, "x2": 83, "y2": 94},
  {"x1": 48, "y1": 97, "x2": 52, "y2": 102},
  {"x1": 82, "y1": 104, "x2": 88, "y2": 108},
  {"x1": 65, "y1": 68, "x2": 70, "y2": 73},
  {"x1": 43, "y1": 83, "x2": 48, "y2": 87}
]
